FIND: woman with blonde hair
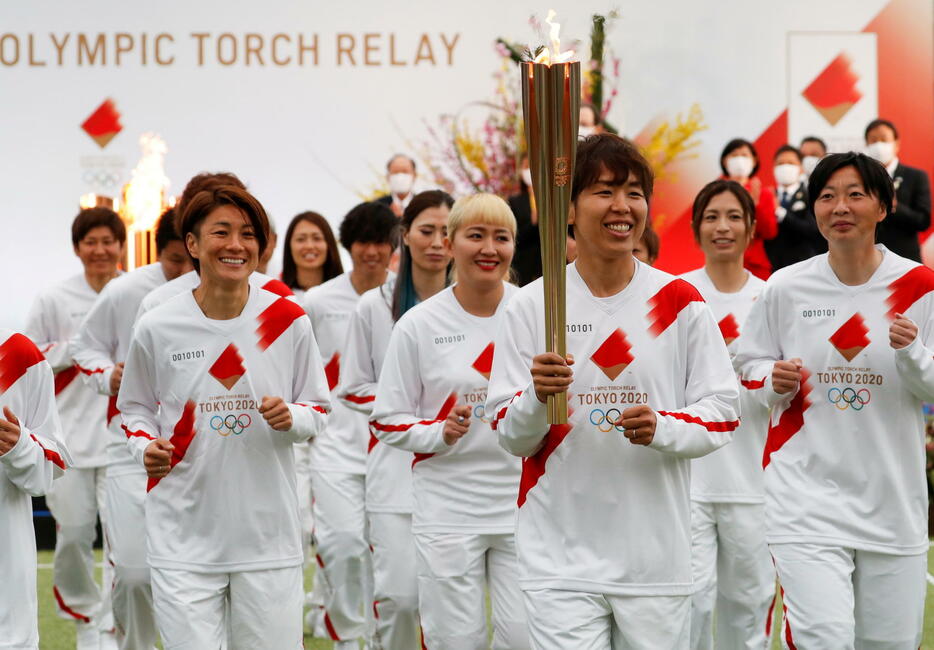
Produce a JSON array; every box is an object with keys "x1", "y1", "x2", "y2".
[{"x1": 371, "y1": 193, "x2": 530, "y2": 649}]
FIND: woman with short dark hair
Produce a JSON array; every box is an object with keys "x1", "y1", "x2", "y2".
[
  {"x1": 736, "y1": 152, "x2": 932, "y2": 647},
  {"x1": 119, "y1": 185, "x2": 331, "y2": 648}
]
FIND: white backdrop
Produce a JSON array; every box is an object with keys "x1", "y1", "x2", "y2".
[{"x1": 0, "y1": 0, "x2": 892, "y2": 330}]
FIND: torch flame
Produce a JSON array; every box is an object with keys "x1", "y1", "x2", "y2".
[
  {"x1": 533, "y1": 10, "x2": 575, "y2": 65},
  {"x1": 122, "y1": 133, "x2": 170, "y2": 232}
]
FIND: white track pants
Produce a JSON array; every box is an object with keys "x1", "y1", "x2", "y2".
[
  {"x1": 150, "y1": 565, "x2": 303, "y2": 649},
  {"x1": 690, "y1": 501, "x2": 776, "y2": 649},
  {"x1": 369, "y1": 512, "x2": 419, "y2": 650},
  {"x1": 523, "y1": 588, "x2": 690, "y2": 650},
  {"x1": 415, "y1": 531, "x2": 529, "y2": 650},
  {"x1": 46, "y1": 465, "x2": 113, "y2": 630},
  {"x1": 770, "y1": 543, "x2": 925, "y2": 649},
  {"x1": 312, "y1": 470, "x2": 373, "y2": 643},
  {"x1": 294, "y1": 442, "x2": 315, "y2": 562},
  {"x1": 104, "y1": 471, "x2": 157, "y2": 649}
]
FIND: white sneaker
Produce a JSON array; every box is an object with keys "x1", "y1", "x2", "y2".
[{"x1": 75, "y1": 622, "x2": 100, "y2": 650}]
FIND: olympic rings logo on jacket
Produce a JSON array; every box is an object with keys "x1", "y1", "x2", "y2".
[
  {"x1": 827, "y1": 387, "x2": 871, "y2": 411},
  {"x1": 210, "y1": 413, "x2": 252, "y2": 436}
]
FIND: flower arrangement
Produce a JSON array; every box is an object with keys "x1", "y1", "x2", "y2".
[{"x1": 361, "y1": 12, "x2": 705, "y2": 200}]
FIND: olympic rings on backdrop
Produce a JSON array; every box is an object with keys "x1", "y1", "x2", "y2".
[
  {"x1": 210, "y1": 413, "x2": 252, "y2": 436},
  {"x1": 827, "y1": 387, "x2": 871, "y2": 411},
  {"x1": 81, "y1": 170, "x2": 121, "y2": 187},
  {"x1": 590, "y1": 408, "x2": 624, "y2": 433}
]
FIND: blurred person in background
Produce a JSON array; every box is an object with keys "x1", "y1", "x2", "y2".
[
  {"x1": 26, "y1": 206, "x2": 126, "y2": 650},
  {"x1": 765, "y1": 144, "x2": 825, "y2": 271},
  {"x1": 281, "y1": 211, "x2": 343, "y2": 300},
  {"x1": 864, "y1": 118, "x2": 931, "y2": 262},
  {"x1": 378, "y1": 154, "x2": 419, "y2": 217},
  {"x1": 579, "y1": 102, "x2": 605, "y2": 139},
  {"x1": 799, "y1": 136, "x2": 827, "y2": 178},
  {"x1": 719, "y1": 138, "x2": 777, "y2": 279},
  {"x1": 633, "y1": 223, "x2": 660, "y2": 266},
  {"x1": 508, "y1": 154, "x2": 542, "y2": 286}
]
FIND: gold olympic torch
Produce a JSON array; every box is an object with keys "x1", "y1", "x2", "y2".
[{"x1": 520, "y1": 11, "x2": 580, "y2": 424}]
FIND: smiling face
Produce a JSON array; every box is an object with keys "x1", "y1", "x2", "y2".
[
  {"x1": 74, "y1": 225, "x2": 123, "y2": 277},
  {"x1": 569, "y1": 169, "x2": 648, "y2": 263},
  {"x1": 349, "y1": 240, "x2": 393, "y2": 282},
  {"x1": 404, "y1": 205, "x2": 450, "y2": 273},
  {"x1": 291, "y1": 220, "x2": 328, "y2": 273},
  {"x1": 813, "y1": 165, "x2": 886, "y2": 249},
  {"x1": 186, "y1": 204, "x2": 260, "y2": 286},
  {"x1": 446, "y1": 220, "x2": 514, "y2": 290},
  {"x1": 697, "y1": 191, "x2": 753, "y2": 263}
]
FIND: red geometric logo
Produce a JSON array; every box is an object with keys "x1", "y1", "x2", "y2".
[
  {"x1": 80, "y1": 99, "x2": 123, "y2": 149},
  {"x1": 209, "y1": 344, "x2": 246, "y2": 390},
  {"x1": 472, "y1": 342, "x2": 495, "y2": 380},
  {"x1": 802, "y1": 53, "x2": 863, "y2": 127},
  {"x1": 718, "y1": 314, "x2": 741, "y2": 345},
  {"x1": 828, "y1": 313, "x2": 870, "y2": 362},
  {"x1": 590, "y1": 329, "x2": 634, "y2": 381},
  {"x1": 324, "y1": 352, "x2": 340, "y2": 392}
]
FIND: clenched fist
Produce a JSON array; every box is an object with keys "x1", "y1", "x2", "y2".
[
  {"x1": 259, "y1": 396, "x2": 292, "y2": 431},
  {"x1": 144, "y1": 438, "x2": 174, "y2": 478},
  {"x1": 443, "y1": 405, "x2": 473, "y2": 446},
  {"x1": 772, "y1": 358, "x2": 803, "y2": 395},
  {"x1": 0, "y1": 406, "x2": 22, "y2": 456},
  {"x1": 890, "y1": 312, "x2": 918, "y2": 350},
  {"x1": 614, "y1": 405, "x2": 657, "y2": 446}
]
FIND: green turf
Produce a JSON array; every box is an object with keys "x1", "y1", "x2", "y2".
[{"x1": 34, "y1": 548, "x2": 934, "y2": 648}]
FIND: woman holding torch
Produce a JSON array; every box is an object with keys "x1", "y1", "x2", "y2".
[
  {"x1": 486, "y1": 134, "x2": 739, "y2": 647},
  {"x1": 370, "y1": 193, "x2": 529, "y2": 649},
  {"x1": 118, "y1": 185, "x2": 331, "y2": 649}
]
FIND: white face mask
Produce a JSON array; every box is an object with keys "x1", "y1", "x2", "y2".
[
  {"x1": 773, "y1": 164, "x2": 801, "y2": 187},
  {"x1": 388, "y1": 173, "x2": 414, "y2": 196},
  {"x1": 801, "y1": 156, "x2": 820, "y2": 176},
  {"x1": 521, "y1": 168, "x2": 533, "y2": 187},
  {"x1": 578, "y1": 125, "x2": 596, "y2": 139},
  {"x1": 725, "y1": 155, "x2": 754, "y2": 180},
  {"x1": 865, "y1": 141, "x2": 895, "y2": 165}
]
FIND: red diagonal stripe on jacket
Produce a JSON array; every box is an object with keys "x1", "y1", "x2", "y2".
[
  {"x1": 518, "y1": 423, "x2": 573, "y2": 507},
  {"x1": 763, "y1": 369, "x2": 812, "y2": 468},
  {"x1": 256, "y1": 297, "x2": 305, "y2": 351},
  {"x1": 646, "y1": 279, "x2": 705, "y2": 337},
  {"x1": 412, "y1": 392, "x2": 459, "y2": 467},
  {"x1": 886, "y1": 265, "x2": 934, "y2": 321},
  {"x1": 0, "y1": 332, "x2": 45, "y2": 393},
  {"x1": 30, "y1": 434, "x2": 66, "y2": 470},
  {"x1": 261, "y1": 278, "x2": 294, "y2": 298},
  {"x1": 656, "y1": 410, "x2": 741, "y2": 432},
  {"x1": 53, "y1": 366, "x2": 80, "y2": 396},
  {"x1": 147, "y1": 400, "x2": 197, "y2": 492}
]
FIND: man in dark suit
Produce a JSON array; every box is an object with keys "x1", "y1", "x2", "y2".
[
  {"x1": 376, "y1": 153, "x2": 418, "y2": 217},
  {"x1": 864, "y1": 119, "x2": 932, "y2": 262},
  {"x1": 765, "y1": 145, "x2": 826, "y2": 271},
  {"x1": 508, "y1": 156, "x2": 542, "y2": 286}
]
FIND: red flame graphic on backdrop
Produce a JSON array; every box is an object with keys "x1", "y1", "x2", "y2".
[
  {"x1": 802, "y1": 53, "x2": 863, "y2": 126},
  {"x1": 80, "y1": 99, "x2": 123, "y2": 148}
]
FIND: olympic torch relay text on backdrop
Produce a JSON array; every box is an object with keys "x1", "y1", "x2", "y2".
[{"x1": 0, "y1": 32, "x2": 460, "y2": 67}]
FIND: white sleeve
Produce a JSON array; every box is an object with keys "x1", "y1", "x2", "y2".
[
  {"x1": 486, "y1": 295, "x2": 549, "y2": 457},
  {"x1": 24, "y1": 293, "x2": 72, "y2": 372},
  {"x1": 733, "y1": 283, "x2": 788, "y2": 410},
  {"x1": 282, "y1": 317, "x2": 331, "y2": 443},
  {"x1": 118, "y1": 327, "x2": 160, "y2": 468},
  {"x1": 0, "y1": 359, "x2": 70, "y2": 496},
  {"x1": 71, "y1": 291, "x2": 118, "y2": 395},
  {"x1": 370, "y1": 321, "x2": 448, "y2": 454},
  {"x1": 648, "y1": 302, "x2": 740, "y2": 459},
  {"x1": 893, "y1": 302, "x2": 934, "y2": 402},
  {"x1": 337, "y1": 302, "x2": 378, "y2": 415}
]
